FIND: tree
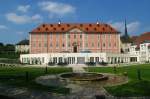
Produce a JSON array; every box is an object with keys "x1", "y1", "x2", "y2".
[
  {"x1": 4, "y1": 44, "x2": 15, "y2": 52},
  {"x1": 0, "y1": 42, "x2": 4, "y2": 53},
  {"x1": 0, "y1": 42, "x2": 4, "y2": 46}
]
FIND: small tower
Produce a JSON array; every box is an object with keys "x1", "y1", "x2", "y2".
[
  {"x1": 120, "y1": 19, "x2": 132, "y2": 43},
  {"x1": 124, "y1": 19, "x2": 129, "y2": 39}
]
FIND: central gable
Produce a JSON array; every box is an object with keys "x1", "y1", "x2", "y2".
[{"x1": 69, "y1": 27, "x2": 83, "y2": 33}]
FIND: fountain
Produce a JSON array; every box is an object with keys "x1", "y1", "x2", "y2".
[{"x1": 59, "y1": 72, "x2": 108, "y2": 81}]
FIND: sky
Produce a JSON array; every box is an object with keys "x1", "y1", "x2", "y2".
[{"x1": 0, "y1": 0, "x2": 150, "y2": 44}]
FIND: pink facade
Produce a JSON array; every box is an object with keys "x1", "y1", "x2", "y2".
[{"x1": 30, "y1": 23, "x2": 120, "y2": 54}]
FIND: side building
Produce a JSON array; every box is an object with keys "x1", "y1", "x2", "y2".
[
  {"x1": 130, "y1": 32, "x2": 150, "y2": 63},
  {"x1": 15, "y1": 39, "x2": 29, "y2": 53}
]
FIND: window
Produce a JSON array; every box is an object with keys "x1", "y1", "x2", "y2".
[
  {"x1": 86, "y1": 43, "x2": 88, "y2": 47},
  {"x1": 109, "y1": 43, "x2": 111, "y2": 47},
  {"x1": 74, "y1": 34, "x2": 76, "y2": 39},
  {"x1": 50, "y1": 43, "x2": 52, "y2": 47},
  {"x1": 92, "y1": 43, "x2": 94, "y2": 47},
  {"x1": 68, "y1": 34, "x2": 70, "y2": 39},
  {"x1": 62, "y1": 43, "x2": 65, "y2": 47},
  {"x1": 80, "y1": 42, "x2": 82, "y2": 47},
  {"x1": 85, "y1": 34, "x2": 88, "y2": 40},
  {"x1": 39, "y1": 43, "x2": 41, "y2": 47},
  {"x1": 90, "y1": 57, "x2": 94, "y2": 62},
  {"x1": 108, "y1": 34, "x2": 111, "y2": 39},
  {"x1": 56, "y1": 42, "x2": 59, "y2": 47},
  {"x1": 63, "y1": 34, "x2": 65, "y2": 38},
  {"x1": 59, "y1": 57, "x2": 63, "y2": 63},
  {"x1": 33, "y1": 43, "x2": 36, "y2": 47},
  {"x1": 50, "y1": 33, "x2": 52, "y2": 39},
  {"x1": 44, "y1": 34, "x2": 47, "y2": 39},
  {"x1": 56, "y1": 34, "x2": 59, "y2": 39},
  {"x1": 68, "y1": 42, "x2": 70, "y2": 47},
  {"x1": 98, "y1": 43, "x2": 100, "y2": 47},
  {"x1": 114, "y1": 43, "x2": 116, "y2": 47},
  {"x1": 44, "y1": 43, "x2": 47, "y2": 47},
  {"x1": 103, "y1": 43, "x2": 105, "y2": 47},
  {"x1": 53, "y1": 57, "x2": 57, "y2": 63},
  {"x1": 92, "y1": 34, "x2": 95, "y2": 39},
  {"x1": 42, "y1": 57, "x2": 44, "y2": 63},
  {"x1": 80, "y1": 34, "x2": 82, "y2": 39},
  {"x1": 103, "y1": 34, "x2": 105, "y2": 39},
  {"x1": 98, "y1": 34, "x2": 100, "y2": 39}
]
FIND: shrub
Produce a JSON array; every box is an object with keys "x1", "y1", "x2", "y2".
[
  {"x1": 85, "y1": 62, "x2": 96, "y2": 66},
  {"x1": 48, "y1": 62, "x2": 55, "y2": 66},
  {"x1": 145, "y1": 61, "x2": 149, "y2": 63},
  {"x1": 98, "y1": 61, "x2": 108, "y2": 66},
  {"x1": 57, "y1": 62, "x2": 68, "y2": 66}
]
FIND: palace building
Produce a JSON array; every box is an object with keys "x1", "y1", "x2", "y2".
[
  {"x1": 20, "y1": 22, "x2": 132, "y2": 65},
  {"x1": 30, "y1": 22, "x2": 120, "y2": 54}
]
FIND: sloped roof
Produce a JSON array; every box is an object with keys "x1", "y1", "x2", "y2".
[
  {"x1": 16, "y1": 39, "x2": 29, "y2": 45},
  {"x1": 120, "y1": 35, "x2": 133, "y2": 43},
  {"x1": 30, "y1": 23, "x2": 119, "y2": 33},
  {"x1": 134, "y1": 32, "x2": 150, "y2": 45}
]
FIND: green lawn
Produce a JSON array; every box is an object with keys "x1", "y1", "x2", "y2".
[
  {"x1": 85, "y1": 64, "x2": 150, "y2": 96},
  {"x1": 0, "y1": 66, "x2": 72, "y2": 94}
]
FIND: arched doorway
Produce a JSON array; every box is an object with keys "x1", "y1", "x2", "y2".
[
  {"x1": 72, "y1": 42, "x2": 78, "y2": 53},
  {"x1": 73, "y1": 46, "x2": 77, "y2": 53}
]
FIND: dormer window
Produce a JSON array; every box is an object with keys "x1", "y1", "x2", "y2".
[
  {"x1": 86, "y1": 28, "x2": 88, "y2": 31},
  {"x1": 62, "y1": 28, "x2": 64, "y2": 30},
  {"x1": 53, "y1": 28, "x2": 56, "y2": 30},
  {"x1": 89, "y1": 24, "x2": 92, "y2": 27},
  {"x1": 97, "y1": 24, "x2": 100, "y2": 27},
  {"x1": 50, "y1": 24, "x2": 53, "y2": 27},
  {"x1": 58, "y1": 24, "x2": 61, "y2": 27},
  {"x1": 43, "y1": 24, "x2": 45, "y2": 27},
  {"x1": 45, "y1": 28, "x2": 48, "y2": 31},
  {"x1": 102, "y1": 27, "x2": 105, "y2": 31},
  {"x1": 38, "y1": 28, "x2": 40, "y2": 31},
  {"x1": 67, "y1": 24, "x2": 70, "y2": 27}
]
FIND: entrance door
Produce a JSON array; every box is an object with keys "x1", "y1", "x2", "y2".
[{"x1": 73, "y1": 46, "x2": 77, "y2": 53}]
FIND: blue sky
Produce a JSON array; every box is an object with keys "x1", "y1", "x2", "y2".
[{"x1": 0, "y1": 0, "x2": 150, "y2": 44}]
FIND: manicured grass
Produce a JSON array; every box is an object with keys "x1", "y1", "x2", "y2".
[
  {"x1": 85, "y1": 64, "x2": 150, "y2": 96},
  {"x1": 0, "y1": 66, "x2": 72, "y2": 94},
  {"x1": 105, "y1": 80, "x2": 150, "y2": 97}
]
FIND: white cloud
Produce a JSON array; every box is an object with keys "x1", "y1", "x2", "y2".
[
  {"x1": 38, "y1": 1, "x2": 75, "y2": 18},
  {"x1": 31, "y1": 14, "x2": 42, "y2": 21},
  {"x1": 0, "y1": 25, "x2": 8, "y2": 30},
  {"x1": 111, "y1": 22, "x2": 124, "y2": 32},
  {"x1": 16, "y1": 31, "x2": 24, "y2": 35},
  {"x1": 5, "y1": 13, "x2": 42, "y2": 24},
  {"x1": 17, "y1": 5, "x2": 30, "y2": 13},
  {"x1": 6, "y1": 13, "x2": 30, "y2": 24},
  {"x1": 127, "y1": 21, "x2": 140, "y2": 33},
  {"x1": 110, "y1": 21, "x2": 140, "y2": 35}
]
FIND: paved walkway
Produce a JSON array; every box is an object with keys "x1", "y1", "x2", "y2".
[{"x1": 70, "y1": 65, "x2": 86, "y2": 73}]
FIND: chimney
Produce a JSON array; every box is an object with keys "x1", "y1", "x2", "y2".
[{"x1": 58, "y1": 20, "x2": 61, "y2": 25}]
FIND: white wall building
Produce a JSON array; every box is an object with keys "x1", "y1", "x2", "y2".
[
  {"x1": 20, "y1": 52, "x2": 130, "y2": 65},
  {"x1": 129, "y1": 41, "x2": 150, "y2": 62},
  {"x1": 15, "y1": 39, "x2": 29, "y2": 53}
]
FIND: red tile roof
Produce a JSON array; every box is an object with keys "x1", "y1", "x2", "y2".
[
  {"x1": 30, "y1": 23, "x2": 119, "y2": 33},
  {"x1": 133, "y1": 32, "x2": 150, "y2": 45}
]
